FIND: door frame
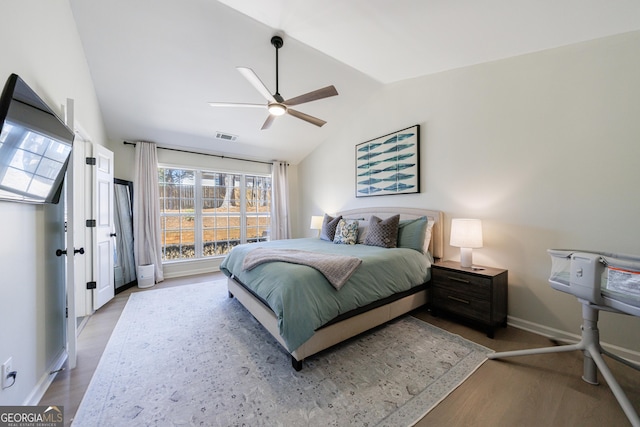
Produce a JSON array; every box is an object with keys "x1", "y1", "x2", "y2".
[
  {"x1": 65, "y1": 113, "x2": 116, "y2": 367},
  {"x1": 65, "y1": 99, "x2": 83, "y2": 369}
]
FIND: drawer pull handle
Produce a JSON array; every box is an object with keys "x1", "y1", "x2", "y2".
[
  {"x1": 447, "y1": 295, "x2": 470, "y2": 304},
  {"x1": 448, "y1": 276, "x2": 470, "y2": 284}
]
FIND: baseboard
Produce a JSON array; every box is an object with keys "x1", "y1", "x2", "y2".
[
  {"x1": 162, "y1": 259, "x2": 222, "y2": 280},
  {"x1": 24, "y1": 349, "x2": 67, "y2": 406},
  {"x1": 76, "y1": 315, "x2": 91, "y2": 336},
  {"x1": 507, "y1": 315, "x2": 640, "y2": 364}
]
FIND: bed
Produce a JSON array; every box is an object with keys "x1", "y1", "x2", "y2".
[{"x1": 220, "y1": 207, "x2": 443, "y2": 370}]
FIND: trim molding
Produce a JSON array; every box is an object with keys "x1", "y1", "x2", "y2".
[
  {"x1": 162, "y1": 259, "x2": 222, "y2": 280},
  {"x1": 25, "y1": 350, "x2": 67, "y2": 406}
]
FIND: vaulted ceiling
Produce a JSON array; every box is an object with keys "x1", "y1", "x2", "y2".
[{"x1": 70, "y1": 0, "x2": 640, "y2": 164}]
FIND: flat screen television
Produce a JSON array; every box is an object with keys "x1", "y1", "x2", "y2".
[{"x1": 0, "y1": 73, "x2": 74, "y2": 204}]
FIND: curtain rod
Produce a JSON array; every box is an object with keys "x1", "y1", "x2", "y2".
[{"x1": 123, "y1": 141, "x2": 279, "y2": 166}]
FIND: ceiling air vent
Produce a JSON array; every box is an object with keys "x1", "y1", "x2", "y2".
[{"x1": 215, "y1": 132, "x2": 238, "y2": 142}]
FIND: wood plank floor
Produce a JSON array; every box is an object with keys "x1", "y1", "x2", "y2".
[{"x1": 40, "y1": 272, "x2": 640, "y2": 426}]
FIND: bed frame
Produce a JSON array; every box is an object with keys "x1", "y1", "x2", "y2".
[{"x1": 227, "y1": 207, "x2": 444, "y2": 370}]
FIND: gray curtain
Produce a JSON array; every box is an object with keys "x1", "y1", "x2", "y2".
[
  {"x1": 133, "y1": 141, "x2": 164, "y2": 282},
  {"x1": 114, "y1": 183, "x2": 136, "y2": 285},
  {"x1": 270, "y1": 161, "x2": 291, "y2": 240}
]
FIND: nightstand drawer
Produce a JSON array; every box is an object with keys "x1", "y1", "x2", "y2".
[
  {"x1": 432, "y1": 270, "x2": 491, "y2": 300},
  {"x1": 431, "y1": 287, "x2": 491, "y2": 323}
]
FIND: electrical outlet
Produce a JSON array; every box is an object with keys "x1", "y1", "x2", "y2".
[{"x1": 2, "y1": 357, "x2": 12, "y2": 389}]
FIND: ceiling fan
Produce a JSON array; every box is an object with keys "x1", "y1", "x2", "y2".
[{"x1": 208, "y1": 35, "x2": 338, "y2": 130}]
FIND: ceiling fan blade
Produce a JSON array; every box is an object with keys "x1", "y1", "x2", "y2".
[
  {"x1": 287, "y1": 109, "x2": 327, "y2": 127},
  {"x1": 284, "y1": 85, "x2": 338, "y2": 107},
  {"x1": 237, "y1": 67, "x2": 276, "y2": 103},
  {"x1": 208, "y1": 102, "x2": 265, "y2": 108},
  {"x1": 261, "y1": 114, "x2": 277, "y2": 130}
]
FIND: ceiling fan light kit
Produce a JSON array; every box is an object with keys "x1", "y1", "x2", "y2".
[
  {"x1": 268, "y1": 103, "x2": 287, "y2": 116},
  {"x1": 209, "y1": 35, "x2": 338, "y2": 129}
]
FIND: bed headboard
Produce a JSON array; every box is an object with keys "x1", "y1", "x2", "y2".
[{"x1": 337, "y1": 207, "x2": 444, "y2": 260}]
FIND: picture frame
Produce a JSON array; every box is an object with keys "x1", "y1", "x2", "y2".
[{"x1": 355, "y1": 124, "x2": 420, "y2": 197}]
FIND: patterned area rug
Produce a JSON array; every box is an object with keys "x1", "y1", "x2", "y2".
[{"x1": 73, "y1": 281, "x2": 491, "y2": 426}]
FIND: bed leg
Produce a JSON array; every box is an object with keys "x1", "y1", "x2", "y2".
[{"x1": 291, "y1": 356, "x2": 303, "y2": 371}]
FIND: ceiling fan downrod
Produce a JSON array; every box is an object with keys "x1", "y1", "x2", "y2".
[{"x1": 271, "y1": 35, "x2": 284, "y2": 102}]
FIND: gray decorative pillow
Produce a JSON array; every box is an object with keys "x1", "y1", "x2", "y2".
[
  {"x1": 357, "y1": 220, "x2": 369, "y2": 244},
  {"x1": 334, "y1": 219, "x2": 359, "y2": 245},
  {"x1": 320, "y1": 214, "x2": 342, "y2": 241},
  {"x1": 364, "y1": 215, "x2": 400, "y2": 248}
]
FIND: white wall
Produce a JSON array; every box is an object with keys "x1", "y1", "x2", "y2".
[
  {"x1": 0, "y1": 0, "x2": 107, "y2": 405},
  {"x1": 297, "y1": 31, "x2": 640, "y2": 358}
]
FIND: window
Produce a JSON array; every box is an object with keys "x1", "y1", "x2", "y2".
[{"x1": 159, "y1": 167, "x2": 271, "y2": 261}]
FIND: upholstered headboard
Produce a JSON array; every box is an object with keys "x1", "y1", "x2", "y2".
[{"x1": 337, "y1": 207, "x2": 444, "y2": 260}]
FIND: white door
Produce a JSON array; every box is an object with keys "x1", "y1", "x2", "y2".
[
  {"x1": 44, "y1": 194, "x2": 67, "y2": 368},
  {"x1": 90, "y1": 143, "x2": 115, "y2": 310}
]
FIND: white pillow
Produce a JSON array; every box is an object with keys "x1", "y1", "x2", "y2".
[{"x1": 422, "y1": 219, "x2": 435, "y2": 254}]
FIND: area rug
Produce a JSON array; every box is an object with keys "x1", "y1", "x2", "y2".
[{"x1": 73, "y1": 281, "x2": 491, "y2": 426}]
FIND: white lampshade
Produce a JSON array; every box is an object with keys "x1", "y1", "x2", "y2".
[
  {"x1": 310, "y1": 215, "x2": 323, "y2": 237},
  {"x1": 450, "y1": 218, "x2": 483, "y2": 268}
]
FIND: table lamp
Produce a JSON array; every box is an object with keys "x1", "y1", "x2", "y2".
[
  {"x1": 450, "y1": 218, "x2": 483, "y2": 268},
  {"x1": 310, "y1": 215, "x2": 323, "y2": 237}
]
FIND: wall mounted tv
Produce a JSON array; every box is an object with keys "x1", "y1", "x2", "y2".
[{"x1": 0, "y1": 73, "x2": 74, "y2": 204}]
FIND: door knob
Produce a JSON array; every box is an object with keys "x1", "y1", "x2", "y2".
[
  {"x1": 55, "y1": 249, "x2": 67, "y2": 257},
  {"x1": 110, "y1": 233, "x2": 117, "y2": 237},
  {"x1": 74, "y1": 248, "x2": 85, "y2": 255}
]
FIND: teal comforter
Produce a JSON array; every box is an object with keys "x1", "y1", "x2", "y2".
[{"x1": 220, "y1": 238, "x2": 431, "y2": 352}]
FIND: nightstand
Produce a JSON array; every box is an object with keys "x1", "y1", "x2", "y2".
[{"x1": 430, "y1": 260, "x2": 508, "y2": 338}]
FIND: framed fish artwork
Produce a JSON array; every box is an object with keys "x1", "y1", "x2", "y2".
[{"x1": 355, "y1": 124, "x2": 420, "y2": 197}]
